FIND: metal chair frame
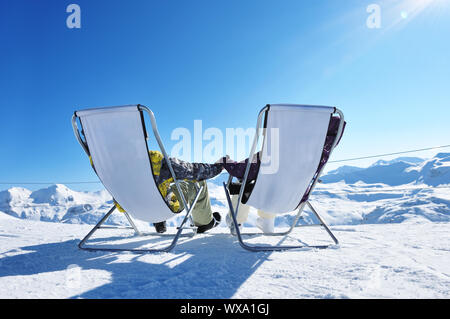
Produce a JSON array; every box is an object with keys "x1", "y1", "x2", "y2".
[
  {"x1": 72, "y1": 105, "x2": 201, "y2": 253},
  {"x1": 223, "y1": 104, "x2": 344, "y2": 251}
]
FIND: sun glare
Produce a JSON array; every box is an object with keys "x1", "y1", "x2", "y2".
[
  {"x1": 403, "y1": 0, "x2": 435, "y2": 18},
  {"x1": 380, "y1": 0, "x2": 444, "y2": 31}
]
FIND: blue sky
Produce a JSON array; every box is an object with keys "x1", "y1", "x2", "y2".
[{"x1": 1, "y1": 0, "x2": 449, "y2": 191}]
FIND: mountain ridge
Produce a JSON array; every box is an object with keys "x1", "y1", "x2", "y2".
[
  {"x1": 1, "y1": 153, "x2": 449, "y2": 226},
  {"x1": 321, "y1": 152, "x2": 450, "y2": 186}
]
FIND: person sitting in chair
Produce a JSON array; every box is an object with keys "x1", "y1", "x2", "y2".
[
  {"x1": 148, "y1": 150, "x2": 224, "y2": 234},
  {"x1": 220, "y1": 153, "x2": 276, "y2": 235},
  {"x1": 219, "y1": 114, "x2": 346, "y2": 235}
]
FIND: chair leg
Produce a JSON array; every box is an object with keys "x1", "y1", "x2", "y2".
[
  {"x1": 306, "y1": 201, "x2": 339, "y2": 245},
  {"x1": 78, "y1": 206, "x2": 117, "y2": 250},
  {"x1": 78, "y1": 185, "x2": 203, "y2": 253},
  {"x1": 123, "y1": 211, "x2": 141, "y2": 236},
  {"x1": 223, "y1": 182, "x2": 338, "y2": 252}
]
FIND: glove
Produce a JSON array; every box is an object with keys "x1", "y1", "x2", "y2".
[{"x1": 215, "y1": 155, "x2": 230, "y2": 165}]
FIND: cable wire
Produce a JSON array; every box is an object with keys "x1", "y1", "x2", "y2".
[
  {"x1": 0, "y1": 144, "x2": 449, "y2": 185},
  {"x1": 329, "y1": 144, "x2": 450, "y2": 163}
]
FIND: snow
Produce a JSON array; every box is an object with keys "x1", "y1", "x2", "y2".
[
  {"x1": 309, "y1": 182, "x2": 450, "y2": 225},
  {"x1": 1, "y1": 181, "x2": 449, "y2": 229},
  {"x1": 2, "y1": 154, "x2": 448, "y2": 227},
  {"x1": 0, "y1": 216, "x2": 448, "y2": 298},
  {"x1": 0, "y1": 153, "x2": 449, "y2": 298},
  {"x1": 0, "y1": 184, "x2": 126, "y2": 225}
]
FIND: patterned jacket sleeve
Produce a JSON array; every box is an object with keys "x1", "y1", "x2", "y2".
[
  {"x1": 222, "y1": 156, "x2": 260, "y2": 181},
  {"x1": 169, "y1": 157, "x2": 223, "y2": 181}
]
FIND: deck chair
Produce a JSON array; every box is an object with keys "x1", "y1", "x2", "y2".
[
  {"x1": 71, "y1": 104, "x2": 201, "y2": 253},
  {"x1": 223, "y1": 104, "x2": 345, "y2": 251}
]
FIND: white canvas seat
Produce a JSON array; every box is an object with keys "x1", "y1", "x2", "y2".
[
  {"x1": 224, "y1": 104, "x2": 345, "y2": 251},
  {"x1": 72, "y1": 104, "x2": 202, "y2": 253}
]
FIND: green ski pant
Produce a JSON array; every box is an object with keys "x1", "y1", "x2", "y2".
[{"x1": 170, "y1": 180, "x2": 213, "y2": 226}]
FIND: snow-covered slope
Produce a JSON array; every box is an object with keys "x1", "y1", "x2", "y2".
[
  {"x1": 1, "y1": 153, "x2": 449, "y2": 227},
  {"x1": 205, "y1": 153, "x2": 450, "y2": 226},
  {"x1": 0, "y1": 154, "x2": 449, "y2": 299},
  {"x1": 309, "y1": 182, "x2": 450, "y2": 225},
  {"x1": 0, "y1": 217, "x2": 448, "y2": 298}
]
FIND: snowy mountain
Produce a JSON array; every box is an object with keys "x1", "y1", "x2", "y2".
[
  {"x1": 0, "y1": 153, "x2": 449, "y2": 226},
  {"x1": 1, "y1": 156, "x2": 450, "y2": 300},
  {"x1": 0, "y1": 184, "x2": 126, "y2": 225},
  {"x1": 369, "y1": 157, "x2": 425, "y2": 167},
  {"x1": 321, "y1": 153, "x2": 450, "y2": 186}
]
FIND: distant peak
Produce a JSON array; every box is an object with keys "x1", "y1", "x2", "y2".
[
  {"x1": 6, "y1": 186, "x2": 32, "y2": 193},
  {"x1": 38, "y1": 184, "x2": 70, "y2": 192},
  {"x1": 370, "y1": 157, "x2": 424, "y2": 167}
]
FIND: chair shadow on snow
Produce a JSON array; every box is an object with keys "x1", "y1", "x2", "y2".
[{"x1": 0, "y1": 231, "x2": 281, "y2": 299}]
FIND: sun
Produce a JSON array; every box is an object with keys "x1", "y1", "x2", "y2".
[
  {"x1": 379, "y1": 0, "x2": 445, "y2": 31},
  {"x1": 405, "y1": 0, "x2": 434, "y2": 13},
  {"x1": 396, "y1": 0, "x2": 442, "y2": 20}
]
